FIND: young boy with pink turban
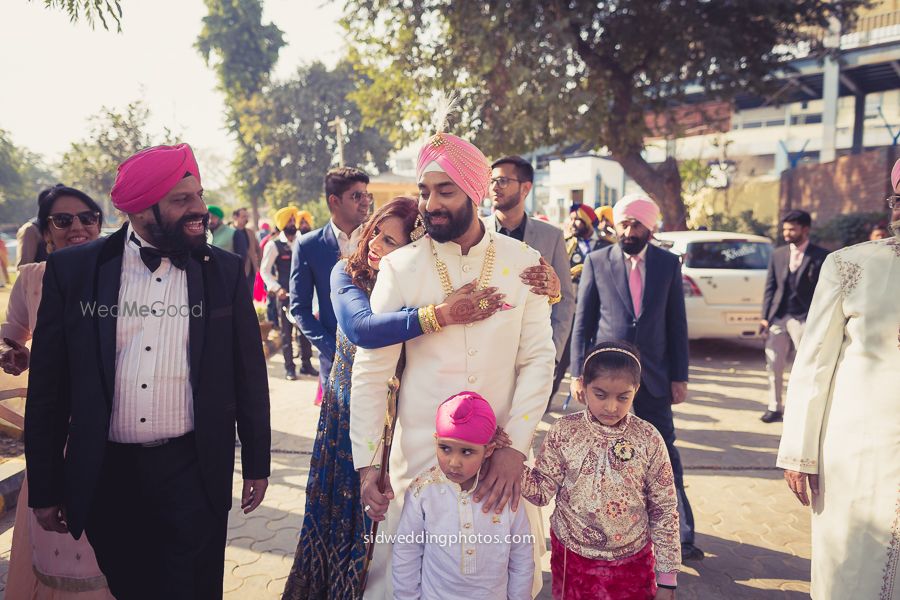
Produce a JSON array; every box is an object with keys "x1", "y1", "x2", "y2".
[{"x1": 391, "y1": 392, "x2": 534, "y2": 599}]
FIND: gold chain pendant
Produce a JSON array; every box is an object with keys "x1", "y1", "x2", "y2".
[{"x1": 431, "y1": 236, "x2": 496, "y2": 299}]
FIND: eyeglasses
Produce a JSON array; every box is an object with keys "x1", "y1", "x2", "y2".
[
  {"x1": 490, "y1": 177, "x2": 521, "y2": 189},
  {"x1": 349, "y1": 192, "x2": 374, "y2": 203},
  {"x1": 887, "y1": 195, "x2": 900, "y2": 209},
  {"x1": 47, "y1": 211, "x2": 101, "y2": 230}
]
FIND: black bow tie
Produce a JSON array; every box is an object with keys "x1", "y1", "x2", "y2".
[{"x1": 130, "y1": 233, "x2": 189, "y2": 272}]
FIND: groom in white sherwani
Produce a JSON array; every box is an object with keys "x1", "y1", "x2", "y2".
[{"x1": 350, "y1": 128, "x2": 556, "y2": 599}]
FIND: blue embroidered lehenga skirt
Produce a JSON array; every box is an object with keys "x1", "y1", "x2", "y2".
[{"x1": 283, "y1": 331, "x2": 369, "y2": 600}]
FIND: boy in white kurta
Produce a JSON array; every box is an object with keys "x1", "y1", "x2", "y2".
[{"x1": 392, "y1": 392, "x2": 534, "y2": 599}]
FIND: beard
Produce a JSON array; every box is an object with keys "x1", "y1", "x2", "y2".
[
  {"x1": 619, "y1": 231, "x2": 651, "y2": 255},
  {"x1": 424, "y1": 199, "x2": 475, "y2": 243},
  {"x1": 146, "y1": 211, "x2": 209, "y2": 254},
  {"x1": 492, "y1": 192, "x2": 520, "y2": 212},
  {"x1": 891, "y1": 219, "x2": 900, "y2": 240}
]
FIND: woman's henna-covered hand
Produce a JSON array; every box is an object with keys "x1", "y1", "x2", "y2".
[
  {"x1": 520, "y1": 257, "x2": 561, "y2": 298},
  {"x1": 435, "y1": 280, "x2": 506, "y2": 326}
]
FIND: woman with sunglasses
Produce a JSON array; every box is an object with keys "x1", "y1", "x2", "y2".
[
  {"x1": 1, "y1": 185, "x2": 114, "y2": 599},
  {"x1": 283, "y1": 196, "x2": 561, "y2": 600}
]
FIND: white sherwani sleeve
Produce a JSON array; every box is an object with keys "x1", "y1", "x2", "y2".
[
  {"x1": 391, "y1": 487, "x2": 425, "y2": 599},
  {"x1": 776, "y1": 255, "x2": 845, "y2": 475},
  {"x1": 504, "y1": 283, "x2": 555, "y2": 456},
  {"x1": 350, "y1": 257, "x2": 407, "y2": 470}
]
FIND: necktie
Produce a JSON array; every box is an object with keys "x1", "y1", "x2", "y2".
[
  {"x1": 130, "y1": 233, "x2": 188, "y2": 272},
  {"x1": 629, "y1": 255, "x2": 643, "y2": 318}
]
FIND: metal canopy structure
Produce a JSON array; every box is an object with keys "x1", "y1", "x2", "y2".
[{"x1": 732, "y1": 41, "x2": 900, "y2": 110}]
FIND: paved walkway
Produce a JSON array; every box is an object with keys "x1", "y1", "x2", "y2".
[{"x1": 0, "y1": 339, "x2": 811, "y2": 599}]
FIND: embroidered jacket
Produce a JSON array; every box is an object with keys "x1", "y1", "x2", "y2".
[{"x1": 522, "y1": 411, "x2": 681, "y2": 584}]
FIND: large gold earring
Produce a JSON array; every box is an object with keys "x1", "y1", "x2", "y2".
[
  {"x1": 410, "y1": 215, "x2": 426, "y2": 242},
  {"x1": 45, "y1": 241, "x2": 55, "y2": 254}
]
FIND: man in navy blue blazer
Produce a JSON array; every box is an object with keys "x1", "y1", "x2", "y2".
[
  {"x1": 289, "y1": 167, "x2": 371, "y2": 386},
  {"x1": 570, "y1": 194, "x2": 703, "y2": 561}
]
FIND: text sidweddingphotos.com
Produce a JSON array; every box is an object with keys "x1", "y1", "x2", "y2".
[{"x1": 363, "y1": 532, "x2": 536, "y2": 547}]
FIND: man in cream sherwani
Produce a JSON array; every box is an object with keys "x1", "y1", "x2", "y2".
[{"x1": 350, "y1": 130, "x2": 556, "y2": 599}]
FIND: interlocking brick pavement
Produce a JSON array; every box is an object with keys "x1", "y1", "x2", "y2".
[{"x1": 0, "y1": 339, "x2": 812, "y2": 599}]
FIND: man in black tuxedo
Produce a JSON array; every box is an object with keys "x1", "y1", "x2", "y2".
[
  {"x1": 759, "y1": 209, "x2": 829, "y2": 423},
  {"x1": 25, "y1": 144, "x2": 270, "y2": 600},
  {"x1": 570, "y1": 193, "x2": 703, "y2": 561}
]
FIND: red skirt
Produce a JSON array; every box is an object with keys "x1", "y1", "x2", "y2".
[{"x1": 550, "y1": 529, "x2": 657, "y2": 600}]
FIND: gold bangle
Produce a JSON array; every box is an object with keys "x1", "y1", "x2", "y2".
[
  {"x1": 548, "y1": 292, "x2": 562, "y2": 306},
  {"x1": 419, "y1": 305, "x2": 442, "y2": 334},
  {"x1": 427, "y1": 304, "x2": 442, "y2": 333},
  {"x1": 418, "y1": 307, "x2": 432, "y2": 334}
]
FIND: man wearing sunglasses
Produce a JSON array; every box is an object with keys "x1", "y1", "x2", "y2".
[
  {"x1": 24, "y1": 143, "x2": 271, "y2": 600},
  {"x1": 289, "y1": 166, "x2": 371, "y2": 390}
]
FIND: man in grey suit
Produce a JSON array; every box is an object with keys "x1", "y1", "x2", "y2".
[
  {"x1": 570, "y1": 193, "x2": 703, "y2": 561},
  {"x1": 487, "y1": 155, "x2": 575, "y2": 404}
]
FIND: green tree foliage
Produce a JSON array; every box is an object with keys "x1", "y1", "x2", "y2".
[
  {"x1": 344, "y1": 0, "x2": 866, "y2": 230},
  {"x1": 196, "y1": 0, "x2": 285, "y2": 220},
  {"x1": 0, "y1": 130, "x2": 57, "y2": 229},
  {"x1": 31, "y1": 0, "x2": 122, "y2": 30},
  {"x1": 679, "y1": 159, "x2": 713, "y2": 197},
  {"x1": 812, "y1": 211, "x2": 886, "y2": 248},
  {"x1": 702, "y1": 210, "x2": 775, "y2": 240},
  {"x1": 59, "y1": 101, "x2": 177, "y2": 220},
  {"x1": 248, "y1": 62, "x2": 392, "y2": 208}
]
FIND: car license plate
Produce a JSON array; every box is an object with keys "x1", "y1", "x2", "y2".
[{"x1": 726, "y1": 312, "x2": 760, "y2": 324}]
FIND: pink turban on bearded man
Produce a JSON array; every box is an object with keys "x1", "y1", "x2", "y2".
[
  {"x1": 416, "y1": 132, "x2": 491, "y2": 206},
  {"x1": 110, "y1": 144, "x2": 201, "y2": 213},
  {"x1": 613, "y1": 194, "x2": 661, "y2": 232}
]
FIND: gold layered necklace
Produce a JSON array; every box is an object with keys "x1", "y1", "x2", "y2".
[{"x1": 430, "y1": 235, "x2": 496, "y2": 298}]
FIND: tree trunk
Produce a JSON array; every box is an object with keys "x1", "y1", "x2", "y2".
[{"x1": 613, "y1": 151, "x2": 688, "y2": 231}]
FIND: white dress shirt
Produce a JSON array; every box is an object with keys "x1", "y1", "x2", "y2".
[
  {"x1": 330, "y1": 219, "x2": 361, "y2": 257},
  {"x1": 789, "y1": 240, "x2": 809, "y2": 273},
  {"x1": 260, "y1": 231, "x2": 289, "y2": 292},
  {"x1": 392, "y1": 466, "x2": 534, "y2": 599},
  {"x1": 108, "y1": 224, "x2": 193, "y2": 443}
]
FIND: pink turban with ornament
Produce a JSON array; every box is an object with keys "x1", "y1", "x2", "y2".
[
  {"x1": 110, "y1": 144, "x2": 201, "y2": 213},
  {"x1": 891, "y1": 158, "x2": 900, "y2": 191},
  {"x1": 416, "y1": 133, "x2": 491, "y2": 206},
  {"x1": 613, "y1": 194, "x2": 661, "y2": 232},
  {"x1": 435, "y1": 391, "x2": 496, "y2": 445}
]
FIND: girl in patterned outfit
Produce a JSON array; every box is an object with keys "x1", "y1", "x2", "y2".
[{"x1": 522, "y1": 341, "x2": 681, "y2": 600}]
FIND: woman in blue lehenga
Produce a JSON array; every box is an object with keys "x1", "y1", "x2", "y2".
[{"x1": 282, "y1": 197, "x2": 561, "y2": 600}]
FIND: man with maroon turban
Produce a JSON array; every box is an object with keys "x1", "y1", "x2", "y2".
[{"x1": 24, "y1": 144, "x2": 271, "y2": 599}]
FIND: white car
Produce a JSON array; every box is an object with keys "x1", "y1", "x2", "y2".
[{"x1": 653, "y1": 230, "x2": 773, "y2": 340}]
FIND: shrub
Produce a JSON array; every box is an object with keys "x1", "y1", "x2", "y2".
[{"x1": 811, "y1": 211, "x2": 886, "y2": 248}]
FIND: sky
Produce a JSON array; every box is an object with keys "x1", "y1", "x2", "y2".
[{"x1": 0, "y1": 0, "x2": 346, "y2": 186}]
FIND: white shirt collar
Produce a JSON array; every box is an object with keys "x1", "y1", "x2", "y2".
[
  {"x1": 330, "y1": 219, "x2": 354, "y2": 241},
  {"x1": 790, "y1": 240, "x2": 809, "y2": 254},
  {"x1": 126, "y1": 222, "x2": 157, "y2": 250},
  {"x1": 433, "y1": 223, "x2": 492, "y2": 257}
]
